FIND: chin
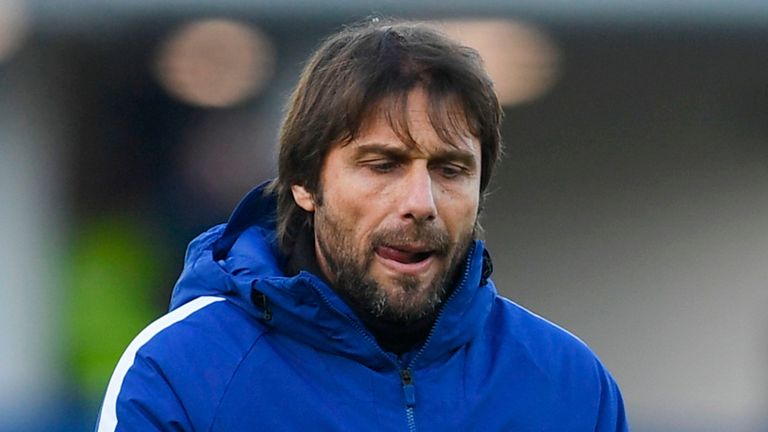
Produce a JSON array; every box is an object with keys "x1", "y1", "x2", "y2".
[{"x1": 382, "y1": 276, "x2": 442, "y2": 302}]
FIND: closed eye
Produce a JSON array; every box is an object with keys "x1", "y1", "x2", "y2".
[
  {"x1": 433, "y1": 163, "x2": 469, "y2": 179},
  {"x1": 366, "y1": 160, "x2": 401, "y2": 173}
]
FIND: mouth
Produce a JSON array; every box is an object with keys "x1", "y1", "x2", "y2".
[{"x1": 374, "y1": 244, "x2": 436, "y2": 275}]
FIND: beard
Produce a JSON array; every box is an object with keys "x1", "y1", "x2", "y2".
[{"x1": 313, "y1": 205, "x2": 475, "y2": 324}]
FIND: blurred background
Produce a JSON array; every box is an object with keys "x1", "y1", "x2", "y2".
[{"x1": 1, "y1": 0, "x2": 767, "y2": 431}]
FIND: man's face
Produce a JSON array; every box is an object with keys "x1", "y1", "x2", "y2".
[{"x1": 291, "y1": 88, "x2": 482, "y2": 322}]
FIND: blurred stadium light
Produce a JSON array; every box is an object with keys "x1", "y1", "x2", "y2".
[
  {"x1": 155, "y1": 19, "x2": 275, "y2": 107},
  {"x1": 437, "y1": 19, "x2": 560, "y2": 106},
  {"x1": 0, "y1": 0, "x2": 29, "y2": 63}
]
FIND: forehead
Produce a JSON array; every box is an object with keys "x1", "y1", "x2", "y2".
[{"x1": 349, "y1": 87, "x2": 481, "y2": 157}]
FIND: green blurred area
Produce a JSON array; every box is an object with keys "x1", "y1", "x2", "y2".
[{"x1": 65, "y1": 216, "x2": 165, "y2": 401}]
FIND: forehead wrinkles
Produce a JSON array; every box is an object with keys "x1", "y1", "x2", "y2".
[{"x1": 350, "y1": 90, "x2": 478, "y2": 152}]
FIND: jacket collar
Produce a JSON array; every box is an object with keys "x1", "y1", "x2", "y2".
[{"x1": 172, "y1": 182, "x2": 497, "y2": 371}]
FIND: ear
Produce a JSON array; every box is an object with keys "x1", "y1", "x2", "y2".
[{"x1": 291, "y1": 184, "x2": 316, "y2": 212}]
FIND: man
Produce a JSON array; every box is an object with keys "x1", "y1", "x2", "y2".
[{"x1": 97, "y1": 20, "x2": 628, "y2": 431}]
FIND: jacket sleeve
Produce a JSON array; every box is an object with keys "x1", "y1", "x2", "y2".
[
  {"x1": 95, "y1": 352, "x2": 193, "y2": 432},
  {"x1": 595, "y1": 365, "x2": 630, "y2": 432}
]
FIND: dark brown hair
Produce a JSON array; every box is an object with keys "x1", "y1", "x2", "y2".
[{"x1": 268, "y1": 19, "x2": 503, "y2": 252}]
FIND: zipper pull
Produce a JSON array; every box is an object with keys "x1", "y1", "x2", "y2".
[
  {"x1": 250, "y1": 288, "x2": 272, "y2": 322},
  {"x1": 400, "y1": 369, "x2": 416, "y2": 407}
]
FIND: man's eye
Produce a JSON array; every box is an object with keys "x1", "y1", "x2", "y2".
[
  {"x1": 368, "y1": 161, "x2": 399, "y2": 173},
  {"x1": 438, "y1": 164, "x2": 465, "y2": 178}
]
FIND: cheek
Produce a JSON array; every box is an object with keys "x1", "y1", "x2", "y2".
[
  {"x1": 320, "y1": 188, "x2": 379, "y2": 244},
  {"x1": 440, "y1": 191, "x2": 480, "y2": 232}
]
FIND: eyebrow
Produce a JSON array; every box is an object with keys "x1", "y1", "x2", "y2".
[{"x1": 351, "y1": 143, "x2": 478, "y2": 168}]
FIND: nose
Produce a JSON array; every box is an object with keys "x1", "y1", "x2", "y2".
[{"x1": 399, "y1": 165, "x2": 437, "y2": 223}]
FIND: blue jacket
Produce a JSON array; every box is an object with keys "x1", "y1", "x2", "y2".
[{"x1": 96, "y1": 185, "x2": 629, "y2": 431}]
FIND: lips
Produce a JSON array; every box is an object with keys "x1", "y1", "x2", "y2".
[
  {"x1": 370, "y1": 227, "x2": 449, "y2": 276},
  {"x1": 376, "y1": 245, "x2": 434, "y2": 264}
]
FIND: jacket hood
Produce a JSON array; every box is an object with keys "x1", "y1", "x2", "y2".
[{"x1": 169, "y1": 182, "x2": 497, "y2": 370}]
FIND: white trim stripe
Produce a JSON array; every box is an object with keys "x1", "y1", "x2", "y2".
[{"x1": 96, "y1": 296, "x2": 226, "y2": 432}]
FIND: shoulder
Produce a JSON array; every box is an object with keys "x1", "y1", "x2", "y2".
[
  {"x1": 468, "y1": 293, "x2": 628, "y2": 430},
  {"x1": 484, "y1": 293, "x2": 613, "y2": 381},
  {"x1": 136, "y1": 296, "x2": 267, "y2": 372},
  {"x1": 97, "y1": 296, "x2": 266, "y2": 431}
]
